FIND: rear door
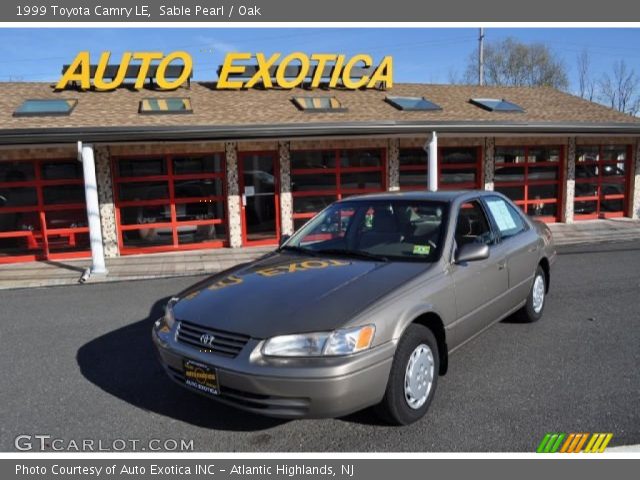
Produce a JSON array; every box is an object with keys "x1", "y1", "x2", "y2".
[{"x1": 482, "y1": 196, "x2": 540, "y2": 309}]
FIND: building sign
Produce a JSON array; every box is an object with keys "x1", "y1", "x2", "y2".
[
  {"x1": 217, "y1": 52, "x2": 393, "y2": 89},
  {"x1": 56, "y1": 51, "x2": 193, "y2": 91},
  {"x1": 55, "y1": 51, "x2": 393, "y2": 91}
]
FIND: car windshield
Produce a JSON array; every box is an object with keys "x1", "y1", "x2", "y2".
[{"x1": 284, "y1": 199, "x2": 449, "y2": 262}]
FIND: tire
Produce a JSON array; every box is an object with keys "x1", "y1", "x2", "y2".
[
  {"x1": 376, "y1": 324, "x2": 439, "y2": 425},
  {"x1": 516, "y1": 265, "x2": 547, "y2": 323}
]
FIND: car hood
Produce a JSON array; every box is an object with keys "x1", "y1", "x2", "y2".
[{"x1": 173, "y1": 252, "x2": 431, "y2": 338}]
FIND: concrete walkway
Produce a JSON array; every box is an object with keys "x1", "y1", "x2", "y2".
[
  {"x1": 0, "y1": 246, "x2": 272, "y2": 290},
  {"x1": 1, "y1": 218, "x2": 639, "y2": 290},
  {"x1": 548, "y1": 217, "x2": 640, "y2": 246}
]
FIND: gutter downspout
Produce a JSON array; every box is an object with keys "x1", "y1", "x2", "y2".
[
  {"x1": 78, "y1": 141, "x2": 107, "y2": 281},
  {"x1": 427, "y1": 131, "x2": 438, "y2": 191}
]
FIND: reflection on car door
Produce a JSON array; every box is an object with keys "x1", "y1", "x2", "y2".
[
  {"x1": 448, "y1": 200, "x2": 510, "y2": 350},
  {"x1": 483, "y1": 196, "x2": 540, "y2": 309}
]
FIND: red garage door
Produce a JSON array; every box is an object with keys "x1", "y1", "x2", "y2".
[
  {"x1": 574, "y1": 145, "x2": 631, "y2": 219},
  {"x1": 0, "y1": 159, "x2": 90, "y2": 264},
  {"x1": 494, "y1": 146, "x2": 564, "y2": 222},
  {"x1": 112, "y1": 154, "x2": 228, "y2": 254},
  {"x1": 291, "y1": 148, "x2": 387, "y2": 231},
  {"x1": 398, "y1": 146, "x2": 483, "y2": 191}
]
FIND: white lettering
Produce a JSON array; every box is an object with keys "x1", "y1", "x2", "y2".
[
  {"x1": 50, "y1": 5, "x2": 91, "y2": 17},
  {"x1": 238, "y1": 5, "x2": 262, "y2": 16},
  {"x1": 95, "y1": 6, "x2": 133, "y2": 17}
]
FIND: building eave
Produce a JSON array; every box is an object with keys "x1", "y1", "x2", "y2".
[{"x1": 0, "y1": 120, "x2": 639, "y2": 145}]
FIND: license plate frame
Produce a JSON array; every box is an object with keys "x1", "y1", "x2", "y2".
[{"x1": 183, "y1": 359, "x2": 220, "y2": 396}]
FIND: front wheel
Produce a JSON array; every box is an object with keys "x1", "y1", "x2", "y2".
[
  {"x1": 516, "y1": 265, "x2": 546, "y2": 322},
  {"x1": 375, "y1": 324, "x2": 439, "y2": 425}
]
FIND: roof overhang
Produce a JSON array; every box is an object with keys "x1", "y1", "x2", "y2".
[{"x1": 1, "y1": 120, "x2": 640, "y2": 145}]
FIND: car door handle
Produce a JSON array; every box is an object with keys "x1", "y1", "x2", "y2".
[
  {"x1": 528, "y1": 246, "x2": 538, "y2": 253},
  {"x1": 497, "y1": 260, "x2": 506, "y2": 270}
]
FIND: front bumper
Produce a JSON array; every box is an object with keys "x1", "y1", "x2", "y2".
[{"x1": 152, "y1": 321, "x2": 395, "y2": 419}]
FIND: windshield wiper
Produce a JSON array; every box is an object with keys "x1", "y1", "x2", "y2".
[
  {"x1": 278, "y1": 245, "x2": 318, "y2": 256},
  {"x1": 315, "y1": 248, "x2": 389, "y2": 262}
]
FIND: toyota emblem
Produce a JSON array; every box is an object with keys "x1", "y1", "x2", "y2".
[{"x1": 200, "y1": 333, "x2": 216, "y2": 347}]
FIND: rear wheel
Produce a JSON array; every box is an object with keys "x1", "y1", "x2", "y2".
[
  {"x1": 516, "y1": 265, "x2": 546, "y2": 322},
  {"x1": 376, "y1": 324, "x2": 439, "y2": 425}
]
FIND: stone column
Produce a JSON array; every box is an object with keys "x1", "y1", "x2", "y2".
[
  {"x1": 387, "y1": 138, "x2": 400, "y2": 191},
  {"x1": 631, "y1": 139, "x2": 640, "y2": 219},
  {"x1": 94, "y1": 146, "x2": 119, "y2": 258},
  {"x1": 279, "y1": 140, "x2": 294, "y2": 236},
  {"x1": 483, "y1": 137, "x2": 495, "y2": 191},
  {"x1": 225, "y1": 141, "x2": 242, "y2": 248},
  {"x1": 563, "y1": 137, "x2": 576, "y2": 224}
]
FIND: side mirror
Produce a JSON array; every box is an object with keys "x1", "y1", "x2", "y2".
[
  {"x1": 279, "y1": 234, "x2": 291, "y2": 248},
  {"x1": 455, "y1": 243, "x2": 490, "y2": 264}
]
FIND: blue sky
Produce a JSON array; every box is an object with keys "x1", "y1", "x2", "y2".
[{"x1": 0, "y1": 28, "x2": 639, "y2": 94}]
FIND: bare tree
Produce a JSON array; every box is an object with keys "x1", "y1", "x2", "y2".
[
  {"x1": 463, "y1": 37, "x2": 569, "y2": 90},
  {"x1": 598, "y1": 60, "x2": 640, "y2": 116},
  {"x1": 447, "y1": 67, "x2": 464, "y2": 85},
  {"x1": 577, "y1": 49, "x2": 596, "y2": 101}
]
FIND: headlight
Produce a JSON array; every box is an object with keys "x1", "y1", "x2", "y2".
[
  {"x1": 262, "y1": 325, "x2": 375, "y2": 357},
  {"x1": 323, "y1": 325, "x2": 375, "y2": 355},
  {"x1": 261, "y1": 332, "x2": 329, "y2": 357}
]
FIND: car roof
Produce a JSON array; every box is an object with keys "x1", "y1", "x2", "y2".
[{"x1": 336, "y1": 190, "x2": 496, "y2": 203}]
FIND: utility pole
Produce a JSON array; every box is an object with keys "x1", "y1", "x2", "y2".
[{"x1": 479, "y1": 28, "x2": 485, "y2": 86}]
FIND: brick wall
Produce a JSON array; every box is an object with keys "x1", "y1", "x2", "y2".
[
  {"x1": 95, "y1": 146, "x2": 119, "y2": 257},
  {"x1": 0, "y1": 146, "x2": 76, "y2": 161},
  {"x1": 224, "y1": 142, "x2": 242, "y2": 248}
]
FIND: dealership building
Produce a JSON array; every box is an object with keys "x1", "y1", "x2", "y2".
[{"x1": 1, "y1": 73, "x2": 640, "y2": 265}]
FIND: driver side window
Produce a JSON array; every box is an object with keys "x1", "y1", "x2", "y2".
[
  {"x1": 455, "y1": 201, "x2": 495, "y2": 247},
  {"x1": 300, "y1": 207, "x2": 355, "y2": 245}
]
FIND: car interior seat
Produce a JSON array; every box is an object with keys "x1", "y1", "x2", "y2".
[
  {"x1": 358, "y1": 207, "x2": 402, "y2": 250},
  {"x1": 455, "y1": 212, "x2": 475, "y2": 246}
]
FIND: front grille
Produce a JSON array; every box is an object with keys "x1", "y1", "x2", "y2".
[{"x1": 176, "y1": 320, "x2": 250, "y2": 358}]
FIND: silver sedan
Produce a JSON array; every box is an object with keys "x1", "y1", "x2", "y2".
[{"x1": 153, "y1": 190, "x2": 556, "y2": 425}]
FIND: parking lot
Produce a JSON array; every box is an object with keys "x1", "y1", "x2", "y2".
[{"x1": 1, "y1": 240, "x2": 639, "y2": 452}]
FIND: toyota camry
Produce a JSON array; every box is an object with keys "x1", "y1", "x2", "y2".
[{"x1": 152, "y1": 190, "x2": 556, "y2": 425}]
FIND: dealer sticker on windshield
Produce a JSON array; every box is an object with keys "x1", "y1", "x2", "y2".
[
  {"x1": 183, "y1": 359, "x2": 219, "y2": 395},
  {"x1": 412, "y1": 244, "x2": 431, "y2": 255}
]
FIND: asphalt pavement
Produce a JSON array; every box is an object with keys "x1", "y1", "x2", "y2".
[{"x1": 1, "y1": 240, "x2": 639, "y2": 452}]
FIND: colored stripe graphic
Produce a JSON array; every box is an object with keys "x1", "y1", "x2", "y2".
[
  {"x1": 584, "y1": 433, "x2": 613, "y2": 453},
  {"x1": 538, "y1": 433, "x2": 613, "y2": 453},
  {"x1": 560, "y1": 433, "x2": 589, "y2": 453},
  {"x1": 560, "y1": 433, "x2": 576, "y2": 453},
  {"x1": 537, "y1": 433, "x2": 566, "y2": 453}
]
